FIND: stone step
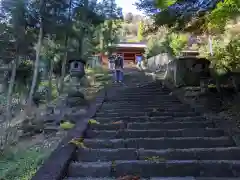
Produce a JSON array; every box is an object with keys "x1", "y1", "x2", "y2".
[
  {"x1": 86, "y1": 128, "x2": 224, "y2": 139},
  {"x1": 119, "y1": 92, "x2": 170, "y2": 96},
  {"x1": 138, "y1": 147, "x2": 240, "y2": 161},
  {"x1": 103, "y1": 100, "x2": 182, "y2": 104},
  {"x1": 95, "y1": 111, "x2": 198, "y2": 117},
  {"x1": 64, "y1": 82, "x2": 240, "y2": 179},
  {"x1": 66, "y1": 178, "x2": 240, "y2": 180},
  {"x1": 95, "y1": 116, "x2": 205, "y2": 123},
  {"x1": 111, "y1": 95, "x2": 178, "y2": 99},
  {"x1": 127, "y1": 121, "x2": 214, "y2": 130},
  {"x1": 90, "y1": 121, "x2": 214, "y2": 131},
  {"x1": 120, "y1": 90, "x2": 169, "y2": 94},
  {"x1": 76, "y1": 148, "x2": 138, "y2": 161},
  {"x1": 100, "y1": 106, "x2": 193, "y2": 113},
  {"x1": 117, "y1": 91, "x2": 168, "y2": 94},
  {"x1": 76, "y1": 147, "x2": 240, "y2": 162},
  {"x1": 102, "y1": 103, "x2": 187, "y2": 108},
  {"x1": 123, "y1": 92, "x2": 170, "y2": 96},
  {"x1": 65, "y1": 178, "x2": 115, "y2": 180},
  {"x1": 100, "y1": 104, "x2": 187, "y2": 109},
  {"x1": 118, "y1": 91, "x2": 169, "y2": 95},
  {"x1": 111, "y1": 90, "x2": 171, "y2": 94},
  {"x1": 103, "y1": 104, "x2": 192, "y2": 110},
  {"x1": 83, "y1": 137, "x2": 234, "y2": 149},
  {"x1": 109, "y1": 98, "x2": 180, "y2": 102},
  {"x1": 94, "y1": 116, "x2": 148, "y2": 122},
  {"x1": 68, "y1": 160, "x2": 240, "y2": 177},
  {"x1": 103, "y1": 101, "x2": 182, "y2": 105},
  {"x1": 104, "y1": 103, "x2": 172, "y2": 107}
]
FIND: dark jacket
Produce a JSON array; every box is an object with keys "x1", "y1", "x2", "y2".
[
  {"x1": 108, "y1": 55, "x2": 115, "y2": 63},
  {"x1": 115, "y1": 56, "x2": 124, "y2": 69}
]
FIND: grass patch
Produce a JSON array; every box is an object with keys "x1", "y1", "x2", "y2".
[{"x1": 0, "y1": 148, "x2": 50, "y2": 180}]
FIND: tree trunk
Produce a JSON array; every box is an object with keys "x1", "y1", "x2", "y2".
[
  {"x1": 100, "y1": 24, "x2": 104, "y2": 52},
  {"x1": 59, "y1": 33, "x2": 69, "y2": 94},
  {"x1": 78, "y1": 30, "x2": 84, "y2": 56},
  {"x1": 4, "y1": 56, "x2": 19, "y2": 148},
  {"x1": 27, "y1": 2, "x2": 44, "y2": 108},
  {"x1": 59, "y1": 0, "x2": 73, "y2": 94},
  {"x1": 78, "y1": 0, "x2": 89, "y2": 58},
  {"x1": 56, "y1": 76, "x2": 60, "y2": 93},
  {"x1": 208, "y1": 34, "x2": 213, "y2": 56},
  {"x1": 47, "y1": 58, "x2": 54, "y2": 102},
  {"x1": 107, "y1": 0, "x2": 113, "y2": 56},
  {"x1": 108, "y1": 20, "x2": 113, "y2": 56},
  {"x1": 6, "y1": 57, "x2": 19, "y2": 122}
]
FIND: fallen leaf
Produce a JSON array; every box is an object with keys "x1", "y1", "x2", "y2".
[
  {"x1": 88, "y1": 119, "x2": 100, "y2": 124},
  {"x1": 112, "y1": 120, "x2": 123, "y2": 124},
  {"x1": 60, "y1": 121, "x2": 75, "y2": 130},
  {"x1": 117, "y1": 175, "x2": 140, "y2": 180}
]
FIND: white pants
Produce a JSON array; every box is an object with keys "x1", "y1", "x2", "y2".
[
  {"x1": 108, "y1": 62, "x2": 115, "y2": 70},
  {"x1": 136, "y1": 61, "x2": 142, "y2": 70}
]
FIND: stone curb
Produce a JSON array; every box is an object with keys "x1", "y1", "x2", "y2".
[{"x1": 31, "y1": 86, "x2": 109, "y2": 180}]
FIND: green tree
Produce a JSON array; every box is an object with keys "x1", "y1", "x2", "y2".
[
  {"x1": 136, "y1": 0, "x2": 240, "y2": 33},
  {"x1": 0, "y1": 0, "x2": 31, "y2": 148},
  {"x1": 27, "y1": 0, "x2": 45, "y2": 109},
  {"x1": 137, "y1": 20, "x2": 144, "y2": 42},
  {"x1": 169, "y1": 33, "x2": 188, "y2": 56},
  {"x1": 144, "y1": 28, "x2": 168, "y2": 58},
  {"x1": 100, "y1": 0, "x2": 123, "y2": 55}
]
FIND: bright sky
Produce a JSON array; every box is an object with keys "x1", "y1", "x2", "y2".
[{"x1": 116, "y1": 0, "x2": 142, "y2": 15}]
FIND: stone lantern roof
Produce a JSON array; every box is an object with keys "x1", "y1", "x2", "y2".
[
  {"x1": 180, "y1": 50, "x2": 199, "y2": 57},
  {"x1": 68, "y1": 58, "x2": 86, "y2": 64}
]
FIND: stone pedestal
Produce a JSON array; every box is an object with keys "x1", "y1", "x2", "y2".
[
  {"x1": 66, "y1": 77, "x2": 86, "y2": 107},
  {"x1": 66, "y1": 59, "x2": 86, "y2": 107}
]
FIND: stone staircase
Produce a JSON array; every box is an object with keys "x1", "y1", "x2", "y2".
[{"x1": 65, "y1": 82, "x2": 240, "y2": 179}]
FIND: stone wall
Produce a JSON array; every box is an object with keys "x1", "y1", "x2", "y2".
[
  {"x1": 165, "y1": 57, "x2": 210, "y2": 87},
  {"x1": 147, "y1": 53, "x2": 210, "y2": 87},
  {"x1": 146, "y1": 53, "x2": 173, "y2": 72},
  {"x1": 86, "y1": 56, "x2": 102, "y2": 68}
]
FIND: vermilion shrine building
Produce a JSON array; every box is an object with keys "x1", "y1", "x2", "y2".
[{"x1": 100, "y1": 42, "x2": 146, "y2": 66}]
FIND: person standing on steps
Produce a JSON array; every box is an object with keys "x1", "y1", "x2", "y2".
[
  {"x1": 108, "y1": 54, "x2": 115, "y2": 71},
  {"x1": 136, "y1": 55, "x2": 143, "y2": 70},
  {"x1": 114, "y1": 54, "x2": 124, "y2": 83}
]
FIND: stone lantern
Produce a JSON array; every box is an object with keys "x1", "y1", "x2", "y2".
[
  {"x1": 69, "y1": 59, "x2": 86, "y2": 79},
  {"x1": 66, "y1": 59, "x2": 87, "y2": 107}
]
